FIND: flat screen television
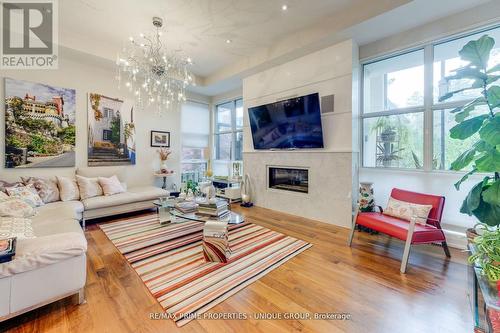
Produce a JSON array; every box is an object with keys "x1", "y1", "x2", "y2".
[{"x1": 248, "y1": 93, "x2": 324, "y2": 149}]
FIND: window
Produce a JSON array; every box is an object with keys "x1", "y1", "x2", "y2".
[
  {"x1": 362, "y1": 50, "x2": 425, "y2": 169},
  {"x1": 103, "y1": 108, "x2": 114, "y2": 118},
  {"x1": 181, "y1": 101, "x2": 210, "y2": 183},
  {"x1": 361, "y1": 24, "x2": 500, "y2": 171},
  {"x1": 214, "y1": 98, "x2": 243, "y2": 162}
]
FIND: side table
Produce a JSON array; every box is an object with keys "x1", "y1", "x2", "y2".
[{"x1": 154, "y1": 172, "x2": 174, "y2": 190}]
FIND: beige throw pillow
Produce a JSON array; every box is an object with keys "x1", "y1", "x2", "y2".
[
  {"x1": 76, "y1": 175, "x2": 103, "y2": 200},
  {"x1": 57, "y1": 176, "x2": 80, "y2": 202},
  {"x1": 98, "y1": 175, "x2": 125, "y2": 196},
  {"x1": 21, "y1": 177, "x2": 60, "y2": 203},
  {"x1": 384, "y1": 197, "x2": 433, "y2": 225},
  {"x1": 0, "y1": 199, "x2": 36, "y2": 218}
]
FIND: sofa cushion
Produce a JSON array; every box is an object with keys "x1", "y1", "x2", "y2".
[
  {"x1": 82, "y1": 186, "x2": 167, "y2": 210},
  {"x1": 0, "y1": 232, "x2": 87, "y2": 277},
  {"x1": 356, "y1": 212, "x2": 446, "y2": 243},
  {"x1": 34, "y1": 200, "x2": 83, "y2": 224}
]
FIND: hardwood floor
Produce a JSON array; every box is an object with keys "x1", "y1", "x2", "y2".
[{"x1": 1, "y1": 205, "x2": 472, "y2": 333}]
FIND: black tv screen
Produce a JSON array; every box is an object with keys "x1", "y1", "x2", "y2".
[{"x1": 248, "y1": 93, "x2": 324, "y2": 149}]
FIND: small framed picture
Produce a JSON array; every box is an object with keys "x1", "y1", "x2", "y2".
[{"x1": 150, "y1": 130, "x2": 170, "y2": 147}]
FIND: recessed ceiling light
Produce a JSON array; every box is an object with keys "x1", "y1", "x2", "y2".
[
  {"x1": 281, "y1": 4, "x2": 288, "y2": 11},
  {"x1": 225, "y1": 39, "x2": 232, "y2": 44}
]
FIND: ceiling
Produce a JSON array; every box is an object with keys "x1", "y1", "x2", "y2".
[{"x1": 59, "y1": 0, "x2": 493, "y2": 96}]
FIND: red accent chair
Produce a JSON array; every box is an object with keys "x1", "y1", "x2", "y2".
[{"x1": 348, "y1": 188, "x2": 450, "y2": 273}]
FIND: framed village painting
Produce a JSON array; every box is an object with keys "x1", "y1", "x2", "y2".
[
  {"x1": 150, "y1": 130, "x2": 170, "y2": 147},
  {"x1": 87, "y1": 93, "x2": 136, "y2": 166},
  {"x1": 4, "y1": 78, "x2": 76, "y2": 168}
]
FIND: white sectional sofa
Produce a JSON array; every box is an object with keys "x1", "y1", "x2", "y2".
[{"x1": 0, "y1": 168, "x2": 168, "y2": 322}]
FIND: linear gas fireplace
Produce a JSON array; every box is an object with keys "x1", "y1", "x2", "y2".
[{"x1": 268, "y1": 166, "x2": 309, "y2": 194}]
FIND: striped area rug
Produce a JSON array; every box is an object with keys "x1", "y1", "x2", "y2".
[{"x1": 99, "y1": 213, "x2": 311, "y2": 326}]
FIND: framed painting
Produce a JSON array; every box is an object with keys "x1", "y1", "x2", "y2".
[{"x1": 151, "y1": 131, "x2": 170, "y2": 147}]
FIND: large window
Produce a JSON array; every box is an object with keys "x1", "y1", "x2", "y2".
[
  {"x1": 181, "y1": 101, "x2": 210, "y2": 182},
  {"x1": 362, "y1": 25, "x2": 500, "y2": 171},
  {"x1": 214, "y1": 98, "x2": 243, "y2": 162}
]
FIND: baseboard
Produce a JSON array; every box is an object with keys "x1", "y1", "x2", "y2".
[{"x1": 443, "y1": 229, "x2": 467, "y2": 250}]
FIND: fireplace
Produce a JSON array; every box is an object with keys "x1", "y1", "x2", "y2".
[{"x1": 268, "y1": 166, "x2": 308, "y2": 193}]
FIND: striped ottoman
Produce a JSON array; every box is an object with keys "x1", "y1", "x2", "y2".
[{"x1": 202, "y1": 221, "x2": 231, "y2": 263}]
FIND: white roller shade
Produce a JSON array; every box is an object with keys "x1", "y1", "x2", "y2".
[{"x1": 181, "y1": 101, "x2": 210, "y2": 148}]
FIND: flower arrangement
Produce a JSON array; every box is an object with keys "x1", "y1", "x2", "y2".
[
  {"x1": 157, "y1": 147, "x2": 171, "y2": 161},
  {"x1": 157, "y1": 148, "x2": 172, "y2": 174}
]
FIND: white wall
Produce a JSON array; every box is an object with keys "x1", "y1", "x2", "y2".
[
  {"x1": 242, "y1": 40, "x2": 358, "y2": 227},
  {"x1": 0, "y1": 52, "x2": 209, "y2": 189}
]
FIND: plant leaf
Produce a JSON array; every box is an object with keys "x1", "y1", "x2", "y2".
[
  {"x1": 450, "y1": 115, "x2": 488, "y2": 139},
  {"x1": 459, "y1": 35, "x2": 495, "y2": 68},
  {"x1": 486, "y1": 75, "x2": 500, "y2": 85},
  {"x1": 479, "y1": 116, "x2": 500, "y2": 146},
  {"x1": 487, "y1": 85, "x2": 500, "y2": 108},
  {"x1": 472, "y1": 197, "x2": 500, "y2": 227},
  {"x1": 463, "y1": 180, "x2": 485, "y2": 214},
  {"x1": 450, "y1": 147, "x2": 476, "y2": 171},
  {"x1": 487, "y1": 63, "x2": 500, "y2": 73},
  {"x1": 445, "y1": 66, "x2": 488, "y2": 82},
  {"x1": 483, "y1": 180, "x2": 500, "y2": 205},
  {"x1": 476, "y1": 149, "x2": 500, "y2": 172},
  {"x1": 450, "y1": 96, "x2": 486, "y2": 113},
  {"x1": 454, "y1": 167, "x2": 477, "y2": 190}
]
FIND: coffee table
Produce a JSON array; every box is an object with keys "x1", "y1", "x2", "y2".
[{"x1": 153, "y1": 199, "x2": 245, "y2": 224}]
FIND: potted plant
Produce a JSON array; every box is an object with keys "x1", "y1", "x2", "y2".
[{"x1": 439, "y1": 35, "x2": 500, "y2": 289}]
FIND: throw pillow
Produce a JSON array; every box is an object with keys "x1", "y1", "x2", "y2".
[
  {"x1": 384, "y1": 197, "x2": 433, "y2": 225},
  {"x1": 0, "y1": 180, "x2": 22, "y2": 193},
  {"x1": 98, "y1": 175, "x2": 125, "y2": 196},
  {"x1": 57, "y1": 176, "x2": 80, "y2": 202},
  {"x1": 0, "y1": 192, "x2": 9, "y2": 202},
  {"x1": 0, "y1": 217, "x2": 35, "y2": 240},
  {"x1": 21, "y1": 177, "x2": 60, "y2": 203},
  {"x1": 6, "y1": 185, "x2": 44, "y2": 207},
  {"x1": 76, "y1": 175, "x2": 103, "y2": 200},
  {"x1": 0, "y1": 199, "x2": 36, "y2": 218}
]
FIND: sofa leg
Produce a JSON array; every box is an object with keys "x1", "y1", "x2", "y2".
[
  {"x1": 77, "y1": 288, "x2": 86, "y2": 305},
  {"x1": 442, "y1": 241, "x2": 451, "y2": 258},
  {"x1": 348, "y1": 207, "x2": 359, "y2": 247},
  {"x1": 400, "y1": 242, "x2": 412, "y2": 274}
]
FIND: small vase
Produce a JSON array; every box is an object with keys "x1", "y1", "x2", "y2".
[
  {"x1": 160, "y1": 160, "x2": 168, "y2": 173},
  {"x1": 359, "y1": 182, "x2": 375, "y2": 212}
]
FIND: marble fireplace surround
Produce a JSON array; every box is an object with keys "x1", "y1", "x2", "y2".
[{"x1": 244, "y1": 151, "x2": 353, "y2": 228}]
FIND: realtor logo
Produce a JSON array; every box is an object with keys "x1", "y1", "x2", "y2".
[{"x1": 1, "y1": 0, "x2": 58, "y2": 69}]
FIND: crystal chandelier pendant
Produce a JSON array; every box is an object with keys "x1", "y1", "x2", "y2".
[{"x1": 116, "y1": 17, "x2": 194, "y2": 115}]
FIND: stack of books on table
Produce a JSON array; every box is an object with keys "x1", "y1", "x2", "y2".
[
  {"x1": 197, "y1": 199, "x2": 229, "y2": 218},
  {"x1": 174, "y1": 201, "x2": 198, "y2": 214}
]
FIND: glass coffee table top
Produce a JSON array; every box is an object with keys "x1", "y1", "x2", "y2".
[{"x1": 153, "y1": 199, "x2": 245, "y2": 224}]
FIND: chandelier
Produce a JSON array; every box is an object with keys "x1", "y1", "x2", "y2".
[{"x1": 117, "y1": 17, "x2": 193, "y2": 114}]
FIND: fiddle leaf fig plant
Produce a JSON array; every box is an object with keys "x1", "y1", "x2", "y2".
[{"x1": 439, "y1": 35, "x2": 500, "y2": 227}]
